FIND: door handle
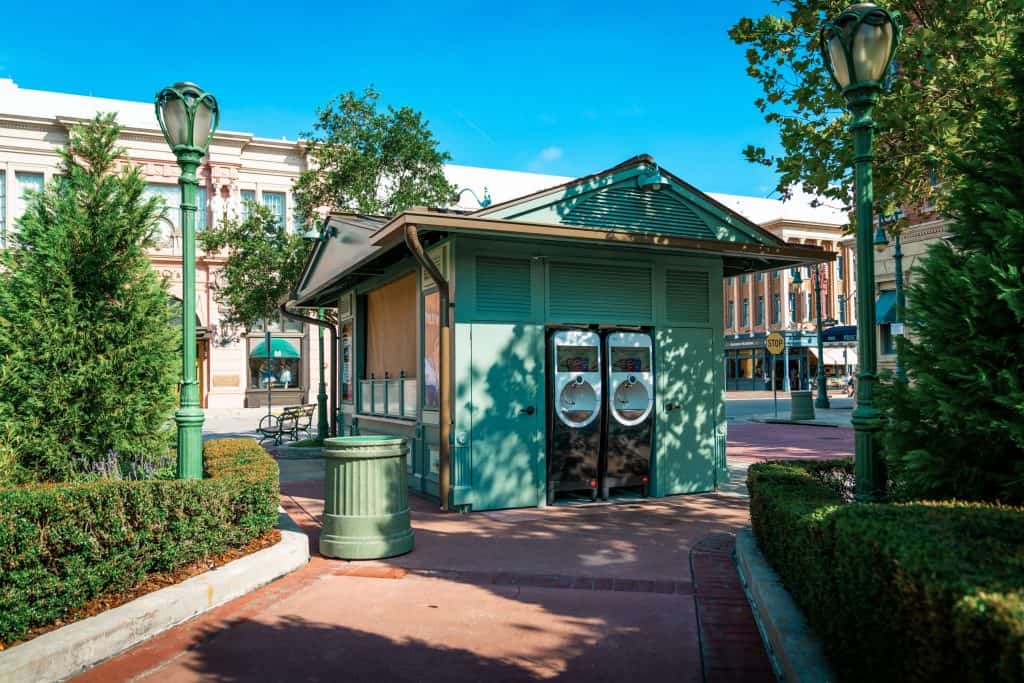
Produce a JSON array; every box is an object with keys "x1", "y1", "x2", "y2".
[{"x1": 520, "y1": 406, "x2": 536, "y2": 416}]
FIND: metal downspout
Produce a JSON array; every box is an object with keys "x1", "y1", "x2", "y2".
[
  {"x1": 404, "y1": 225, "x2": 452, "y2": 512},
  {"x1": 281, "y1": 301, "x2": 338, "y2": 437}
]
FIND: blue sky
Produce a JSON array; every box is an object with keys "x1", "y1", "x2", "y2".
[{"x1": 1, "y1": 0, "x2": 790, "y2": 196}]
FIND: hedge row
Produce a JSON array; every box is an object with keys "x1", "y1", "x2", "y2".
[
  {"x1": 0, "y1": 438, "x2": 279, "y2": 644},
  {"x1": 748, "y1": 460, "x2": 1024, "y2": 683}
]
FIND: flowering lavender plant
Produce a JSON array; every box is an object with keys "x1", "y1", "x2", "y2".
[{"x1": 75, "y1": 448, "x2": 176, "y2": 481}]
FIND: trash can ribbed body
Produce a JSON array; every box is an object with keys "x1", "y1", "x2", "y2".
[
  {"x1": 319, "y1": 436, "x2": 415, "y2": 560},
  {"x1": 790, "y1": 390, "x2": 816, "y2": 421}
]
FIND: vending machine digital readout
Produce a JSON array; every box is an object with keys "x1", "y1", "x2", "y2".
[
  {"x1": 547, "y1": 330, "x2": 602, "y2": 503},
  {"x1": 603, "y1": 331, "x2": 654, "y2": 497}
]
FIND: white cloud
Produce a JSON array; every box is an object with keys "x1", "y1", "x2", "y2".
[{"x1": 529, "y1": 146, "x2": 564, "y2": 170}]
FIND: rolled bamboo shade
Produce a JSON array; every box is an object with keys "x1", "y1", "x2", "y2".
[{"x1": 365, "y1": 272, "x2": 417, "y2": 380}]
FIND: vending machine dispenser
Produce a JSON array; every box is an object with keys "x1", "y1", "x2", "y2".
[
  {"x1": 603, "y1": 331, "x2": 654, "y2": 497},
  {"x1": 547, "y1": 330, "x2": 602, "y2": 503}
]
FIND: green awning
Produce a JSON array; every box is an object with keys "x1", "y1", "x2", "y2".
[
  {"x1": 250, "y1": 338, "x2": 300, "y2": 359},
  {"x1": 876, "y1": 291, "x2": 898, "y2": 325}
]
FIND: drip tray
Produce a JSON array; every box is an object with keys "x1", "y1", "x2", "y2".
[{"x1": 551, "y1": 487, "x2": 646, "y2": 507}]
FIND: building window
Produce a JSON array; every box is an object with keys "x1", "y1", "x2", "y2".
[
  {"x1": 727, "y1": 277, "x2": 733, "y2": 286},
  {"x1": 805, "y1": 293, "x2": 812, "y2": 321},
  {"x1": 756, "y1": 272, "x2": 763, "y2": 281},
  {"x1": 240, "y1": 190, "x2": 256, "y2": 220},
  {"x1": 262, "y1": 191, "x2": 286, "y2": 227},
  {"x1": 790, "y1": 267, "x2": 799, "y2": 279},
  {"x1": 773, "y1": 270, "x2": 779, "y2": 279},
  {"x1": 9, "y1": 172, "x2": 44, "y2": 242},
  {"x1": 727, "y1": 300, "x2": 734, "y2": 328},
  {"x1": 756, "y1": 296, "x2": 764, "y2": 325},
  {"x1": 839, "y1": 294, "x2": 847, "y2": 324},
  {"x1": 880, "y1": 324, "x2": 896, "y2": 354},
  {"x1": 773, "y1": 294, "x2": 780, "y2": 324},
  {"x1": 742, "y1": 298, "x2": 749, "y2": 327},
  {"x1": 789, "y1": 292, "x2": 797, "y2": 323},
  {"x1": 145, "y1": 183, "x2": 206, "y2": 234},
  {"x1": 741, "y1": 274, "x2": 748, "y2": 284},
  {"x1": 248, "y1": 337, "x2": 301, "y2": 390},
  {"x1": 837, "y1": 255, "x2": 844, "y2": 280}
]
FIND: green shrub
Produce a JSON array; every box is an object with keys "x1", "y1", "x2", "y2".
[
  {"x1": 749, "y1": 461, "x2": 1024, "y2": 682},
  {"x1": 0, "y1": 438, "x2": 279, "y2": 644}
]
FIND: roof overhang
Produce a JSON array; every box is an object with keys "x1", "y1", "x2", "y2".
[{"x1": 294, "y1": 209, "x2": 832, "y2": 308}]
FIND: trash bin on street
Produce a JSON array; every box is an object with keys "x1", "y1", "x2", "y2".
[
  {"x1": 790, "y1": 390, "x2": 815, "y2": 421},
  {"x1": 319, "y1": 435, "x2": 415, "y2": 560}
]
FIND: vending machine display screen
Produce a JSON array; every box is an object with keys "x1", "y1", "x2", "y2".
[
  {"x1": 610, "y1": 347, "x2": 651, "y2": 373},
  {"x1": 557, "y1": 346, "x2": 599, "y2": 372}
]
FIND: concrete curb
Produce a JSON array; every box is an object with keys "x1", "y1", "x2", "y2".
[
  {"x1": 734, "y1": 528, "x2": 836, "y2": 683},
  {"x1": 275, "y1": 444, "x2": 323, "y2": 459},
  {"x1": 750, "y1": 418, "x2": 844, "y2": 429},
  {"x1": 0, "y1": 511, "x2": 309, "y2": 683}
]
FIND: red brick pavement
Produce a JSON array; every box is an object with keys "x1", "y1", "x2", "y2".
[{"x1": 70, "y1": 422, "x2": 851, "y2": 682}]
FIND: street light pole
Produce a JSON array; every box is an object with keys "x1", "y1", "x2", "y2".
[
  {"x1": 155, "y1": 83, "x2": 219, "y2": 480},
  {"x1": 821, "y1": 3, "x2": 901, "y2": 502},
  {"x1": 874, "y1": 211, "x2": 907, "y2": 383},
  {"x1": 814, "y1": 264, "x2": 831, "y2": 408}
]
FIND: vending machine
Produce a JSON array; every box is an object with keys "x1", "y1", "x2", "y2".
[
  {"x1": 547, "y1": 330, "x2": 602, "y2": 503},
  {"x1": 603, "y1": 331, "x2": 654, "y2": 497}
]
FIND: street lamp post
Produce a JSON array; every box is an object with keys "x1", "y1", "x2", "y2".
[
  {"x1": 874, "y1": 211, "x2": 907, "y2": 383},
  {"x1": 814, "y1": 263, "x2": 831, "y2": 408},
  {"x1": 155, "y1": 82, "x2": 220, "y2": 479},
  {"x1": 821, "y1": 3, "x2": 901, "y2": 501}
]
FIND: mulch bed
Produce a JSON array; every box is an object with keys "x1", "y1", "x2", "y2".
[{"x1": 0, "y1": 528, "x2": 281, "y2": 651}]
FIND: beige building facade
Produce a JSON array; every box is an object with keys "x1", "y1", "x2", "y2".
[{"x1": 0, "y1": 78, "x2": 317, "y2": 410}]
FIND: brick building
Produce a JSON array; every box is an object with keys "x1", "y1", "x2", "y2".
[{"x1": 713, "y1": 191, "x2": 856, "y2": 391}]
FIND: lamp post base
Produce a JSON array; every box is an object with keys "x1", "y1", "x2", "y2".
[
  {"x1": 175, "y1": 406, "x2": 205, "y2": 479},
  {"x1": 850, "y1": 403, "x2": 884, "y2": 502}
]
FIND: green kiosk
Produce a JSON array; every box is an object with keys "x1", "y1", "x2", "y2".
[{"x1": 293, "y1": 156, "x2": 827, "y2": 512}]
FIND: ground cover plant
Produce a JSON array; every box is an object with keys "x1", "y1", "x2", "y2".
[
  {"x1": 0, "y1": 438, "x2": 279, "y2": 645},
  {"x1": 748, "y1": 461, "x2": 1024, "y2": 683}
]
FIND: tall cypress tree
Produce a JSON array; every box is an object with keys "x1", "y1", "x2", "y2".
[
  {"x1": 880, "y1": 30, "x2": 1024, "y2": 503},
  {"x1": 0, "y1": 114, "x2": 178, "y2": 481}
]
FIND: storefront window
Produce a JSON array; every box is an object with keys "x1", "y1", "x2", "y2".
[
  {"x1": 423, "y1": 292, "x2": 440, "y2": 411},
  {"x1": 250, "y1": 357, "x2": 300, "y2": 389}
]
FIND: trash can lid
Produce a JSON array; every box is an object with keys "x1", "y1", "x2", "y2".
[{"x1": 323, "y1": 435, "x2": 408, "y2": 458}]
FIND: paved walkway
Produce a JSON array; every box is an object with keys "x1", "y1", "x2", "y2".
[{"x1": 74, "y1": 424, "x2": 853, "y2": 683}]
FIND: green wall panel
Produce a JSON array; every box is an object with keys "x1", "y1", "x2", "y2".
[
  {"x1": 475, "y1": 256, "x2": 533, "y2": 320},
  {"x1": 548, "y1": 261, "x2": 652, "y2": 323},
  {"x1": 468, "y1": 322, "x2": 544, "y2": 510},
  {"x1": 665, "y1": 269, "x2": 710, "y2": 324},
  {"x1": 654, "y1": 326, "x2": 716, "y2": 495}
]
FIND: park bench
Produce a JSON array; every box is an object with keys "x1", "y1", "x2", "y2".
[{"x1": 257, "y1": 404, "x2": 316, "y2": 445}]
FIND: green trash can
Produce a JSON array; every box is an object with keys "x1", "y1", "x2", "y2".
[
  {"x1": 790, "y1": 390, "x2": 815, "y2": 421},
  {"x1": 319, "y1": 435, "x2": 415, "y2": 560}
]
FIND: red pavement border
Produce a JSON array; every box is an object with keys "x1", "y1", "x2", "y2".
[{"x1": 691, "y1": 534, "x2": 774, "y2": 683}]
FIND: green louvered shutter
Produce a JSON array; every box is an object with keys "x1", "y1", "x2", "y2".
[
  {"x1": 562, "y1": 186, "x2": 715, "y2": 239},
  {"x1": 548, "y1": 262, "x2": 652, "y2": 323},
  {"x1": 423, "y1": 244, "x2": 449, "y2": 291},
  {"x1": 476, "y1": 256, "x2": 532, "y2": 320},
  {"x1": 665, "y1": 270, "x2": 710, "y2": 324}
]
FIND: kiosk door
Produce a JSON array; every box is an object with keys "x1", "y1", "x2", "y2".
[
  {"x1": 469, "y1": 323, "x2": 544, "y2": 510},
  {"x1": 655, "y1": 327, "x2": 716, "y2": 495}
]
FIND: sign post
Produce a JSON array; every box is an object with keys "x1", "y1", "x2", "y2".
[{"x1": 765, "y1": 332, "x2": 786, "y2": 419}]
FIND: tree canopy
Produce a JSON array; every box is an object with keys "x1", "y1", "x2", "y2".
[
  {"x1": 292, "y1": 87, "x2": 455, "y2": 219},
  {"x1": 878, "y1": 27, "x2": 1024, "y2": 503},
  {"x1": 729, "y1": 0, "x2": 1020, "y2": 214},
  {"x1": 0, "y1": 114, "x2": 179, "y2": 481},
  {"x1": 198, "y1": 202, "x2": 308, "y2": 330}
]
